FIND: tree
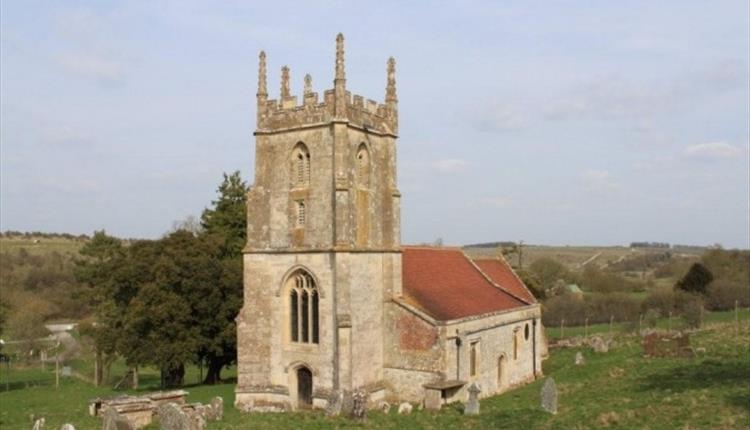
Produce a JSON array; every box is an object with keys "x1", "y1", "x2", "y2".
[
  {"x1": 198, "y1": 171, "x2": 248, "y2": 384},
  {"x1": 515, "y1": 269, "x2": 545, "y2": 300},
  {"x1": 676, "y1": 263, "x2": 714, "y2": 295},
  {"x1": 528, "y1": 257, "x2": 570, "y2": 292}
]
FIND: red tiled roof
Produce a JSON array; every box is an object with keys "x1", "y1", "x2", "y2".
[
  {"x1": 473, "y1": 258, "x2": 537, "y2": 304},
  {"x1": 401, "y1": 247, "x2": 528, "y2": 321}
]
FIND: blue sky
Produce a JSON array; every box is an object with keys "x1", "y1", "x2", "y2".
[{"x1": 1, "y1": 1, "x2": 748, "y2": 248}]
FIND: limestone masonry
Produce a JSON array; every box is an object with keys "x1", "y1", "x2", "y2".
[{"x1": 235, "y1": 34, "x2": 546, "y2": 412}]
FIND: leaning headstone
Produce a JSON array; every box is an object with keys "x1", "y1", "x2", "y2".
[
  {"x1": 540, "y1": 378, "x2": 558, "y2": 414},
  {"x1": 464, "y1": 383, "x2": 481, "y2": 415},
  {"x1": 574, "y1": 351, "x2": 586, "y2": 365},
  {"x1": 350, "y1": 390, "x2": 368, "y2": 421},
  {"x1": 397, "y1": 402, "x2": 413, "y2": 415},
  {"x1": 60, "y1": 424, "x2": 75, "y2": 430},
  {"x1": 101, "y1": 408, "x2": 134, "y2": 430},
  {"x1": 156, "y1": 403, "x2": 190, "y2": 430},
  {"x1": 207, "y1": 396, "x2": 223, "y2": 421},
  {"x1": 591, "y1": 336, "x2": 609, "y2": 353},
  {"x1": 325, "y1": 390, "x2": 343, "y2": 417},
  {"x1": 32, "y1": 418, "x2": 45, "y2": 430},
  {"x1": 379, "y1": 401, "x2": 391, "y2": 414}
]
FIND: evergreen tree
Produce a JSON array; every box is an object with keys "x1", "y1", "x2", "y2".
[
  {"x1": 198, "y1": 171, "x2": 248, "y2": 383},
  {"x1": 676, "y1": 262, "x2": 714, "y2": 295}
]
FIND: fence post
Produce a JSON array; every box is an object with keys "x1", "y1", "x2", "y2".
[
  {"x1": 55, "y1": 356, "x2": 59, "y2": 389},
  {"x1": 560, "y1": 319, "x2": 565, "y2": 340},
  {"x1": 609, "y1": 315, "x2": 614, "y2": 336},
  {"x1": 638, "y1": 314, "x2": 643, "y2": 334},
  {"x1": 668, "y1": 311, "x2": 672, "y2": 333},
  {"x1": 736, "y1": 300, "x2": 740, "y2": 329},
  {"x1": 584, "y1": 318, "x2": 589, "y2": 338}
]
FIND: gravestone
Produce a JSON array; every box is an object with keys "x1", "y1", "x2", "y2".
[
  {"x1": 61, "y1": 366, "x2": 72, "y2": 377},
  {"x1": 574, "y1": 351, "x2": 585, "y2": 365},
  {"x1": 379, "y1": 401, "x2": 391, "y2": 414},
  {"x1": 397, "y1": 402, "x2": 412, "y2": 415},
  {"x1": 101, "y1": 408, "x2": 134, "y2": 430},
  {"x1": 350, "y1": 390, "x2": 368, "y2": 421},
  {"x1": 60, "y1": 424, "x2": 75, "y2": 430},
  {"x1": 207, "y1": 396, "x2": 223, "y2": 421},
  {"x1": 156, "y1": 403, "x2": 190, "y2": 430},
  {"x1": 591, "y1": 336, "x2": 609, "y2": 353},
  {"x1": 464, "y1": 383, "x2": 481, "y2": 415},
  {"x1": 32, "y1": 418, "x2": 45, "y2": 430},
  {"x1": 325, "y1": 390, "x2": 343, "y2": 417},
  {"x1": 540, "y1": 378, "x2": 558, "y2": 414}
]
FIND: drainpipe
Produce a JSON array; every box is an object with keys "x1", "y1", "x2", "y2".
[
  {"x1": 455, "y1": 330, "x2": 461, "y2": 380},
  {"x1": 532, "y1": 318, "x2": 537, "y2": 379}
]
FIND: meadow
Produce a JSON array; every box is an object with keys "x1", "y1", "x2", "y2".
[{"x1": 1, "y1": 318, "x2": 748, "y2": 429}]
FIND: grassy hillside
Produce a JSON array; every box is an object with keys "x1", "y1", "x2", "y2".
[{"x1": 1, "y1": 317, "x2": 748, "y2": 429}]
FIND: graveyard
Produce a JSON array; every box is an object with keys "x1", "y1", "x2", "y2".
[{"x1": 1, "y1": 314, "x2": 747, "y2": 429}]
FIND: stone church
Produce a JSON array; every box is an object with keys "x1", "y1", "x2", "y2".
[{"x1": 235, "y1": 34, "x2": 545, "y2": 412}]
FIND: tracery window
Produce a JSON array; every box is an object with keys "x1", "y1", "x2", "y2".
[
  {"x1": 293, "y1": 142, "x2": 310, "y2": 186},
  {"x1": 287, "y1": 271, "x2": 319, "y2": 344}
]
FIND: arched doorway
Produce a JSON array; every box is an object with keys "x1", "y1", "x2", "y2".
[
  {"x1": 297, "y1": 367, "x2": 313, "y2": 407},
  {"x1": 497, "y1": 355, "x2": 506, "y2": 389}
]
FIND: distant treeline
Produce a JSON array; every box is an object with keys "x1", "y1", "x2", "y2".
[
  {"x1": 463, "y1": 241, "x2": 518, "y2": 248},
  {"x1": 629, "y1": 242, "x2": 716, "y2": 252},
  {"x1": 1, "y1": 231, "x2": 90, "y2": 240}
]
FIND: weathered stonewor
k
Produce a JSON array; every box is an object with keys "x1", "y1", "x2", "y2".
[{"x1": 236, "y1": 33, "x2": 544, "y2": 414}]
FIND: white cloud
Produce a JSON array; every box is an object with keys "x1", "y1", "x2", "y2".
[
  {"x1": 684, "y1": 142, "x2": 745, "y2": 160},
  {"x1": 57, "y1": 53, "x2": 124, "y2": 85},
  {"x1": 431, "y1": 158, "x2": 470, "y2": 172},
  {"x1": 475, "y1": 104, "x2": 528, "y2": 132},
  {"x1": 581, "y1": 169, "x2": 621, "y2": 193}
]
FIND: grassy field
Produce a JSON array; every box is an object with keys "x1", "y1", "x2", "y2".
[
  {"x1": 464, "y1": 244, "x2": 702, "y2": 271},
  {"x1": 545, "y1": 308, "x2": 750, "y2": 340},
  {"x1": 0, "y1": 236, "x2": 85, "y2": 256},
  {"x1": 1, "y1": 320, "x2": 748, "y2": 429}
]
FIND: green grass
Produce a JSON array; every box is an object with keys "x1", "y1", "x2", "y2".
[
  {"x1": 2, "y1": 322, "x2": 748, "y2": 429},
  {"x1": 0, "y1": 236, "x2": 85, "y2": 256},
  {"x1": 545, "y1": 308, "x2": 750, "y2": 340}
]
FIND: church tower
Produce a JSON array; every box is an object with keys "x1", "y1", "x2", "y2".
[{"x1": 236, "y1": 34, "x2": 402, "y2": 410}]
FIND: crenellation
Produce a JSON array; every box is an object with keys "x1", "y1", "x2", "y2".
[{"x1": 257, "y1": 88, "x2": 396, "y2": 135}]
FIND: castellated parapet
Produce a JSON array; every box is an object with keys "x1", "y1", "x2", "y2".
[{"x1": 255, "y1": 35, "x2": 398, "y2": 136}]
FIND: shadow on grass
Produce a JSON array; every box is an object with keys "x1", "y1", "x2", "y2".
[
  {"x1": 0, "y1": 377, "x2": 54, "y2": 392},
  {"x1": 638, "y1": 358, "x2": 750, "y2": 396}
]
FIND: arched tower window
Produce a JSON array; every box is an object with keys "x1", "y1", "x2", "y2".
[
  {"x1": 292, "y1": 142, "x2": 310, "y2": 186},
  {"x1": 286, "y1": 270, "x2": 319, "y2": 344},
  {"x1": 356, "y1": 144, "x2": 370, "y2": 188}
]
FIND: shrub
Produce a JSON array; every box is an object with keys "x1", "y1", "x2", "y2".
[
  {"x1": 705, "y1": 280, "x2": 750, "y2": 311},
  {"x1": 675, "y1": 291, "x2": 704, "y2": 329},
  {"x1": 579, "y1": 266, "x2": 643, "y2": 294},
  {"x1": 642, "y1": 287, "x2": 676, "y2": 316},
  {"x1": 643, "y1": 308, "x2": 660, "y2": 328}
]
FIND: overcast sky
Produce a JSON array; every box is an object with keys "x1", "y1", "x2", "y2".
[{"x1": 2, "y1": 1, "x2": 749, "y2": 248}]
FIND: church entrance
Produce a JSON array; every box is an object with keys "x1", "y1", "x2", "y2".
[{"x1": 297, "y1": 367, "x2": 313, "y2": 407}]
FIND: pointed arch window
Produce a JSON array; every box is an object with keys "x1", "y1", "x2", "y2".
[
  {"x1": 356, "y1": 144, "x2": 370, "y2": 188},
  {"x1": 287, "y1": 270, "x2": 319, "y2": 344},
  {"x1": 292, "y1": 142, "x2": 311, "y2": 186}
]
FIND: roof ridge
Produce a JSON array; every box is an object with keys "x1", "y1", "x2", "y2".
[
  {"x1": 402, "y1": 245, "x2": 464, "y2": 251},
  {"x1": 462, "y1": 252, "x2": 531, "y2": 305}
]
